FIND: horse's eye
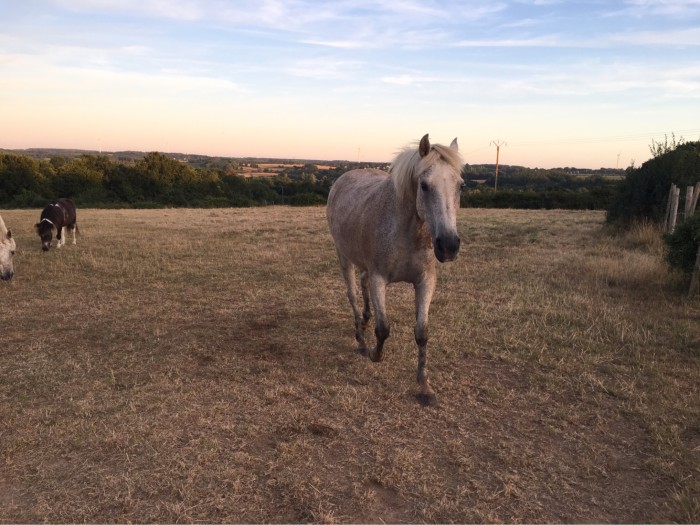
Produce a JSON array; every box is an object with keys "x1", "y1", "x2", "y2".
[
  {"x1": 11, "y1": 251, "x2": 15, "y2": 256},
  {"x1": 459, "y1": 180, "x2": 466, "y2": 190},
  {"x1": 420, "y1": 181, "x2": 429, "y2": 192}
]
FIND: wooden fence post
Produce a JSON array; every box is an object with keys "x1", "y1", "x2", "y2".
[
  {"x1": 664, "y1": 184, "x2": 676, "y2": 233},
  {"x1": 685, "y1": 185, "x2": 695, "y2": 222},
  {"x1": 690, "y1": 181, "x2": 700, "y2": 218},
  {"x1": 669, "y1": 185, "x2": 681, "y2": 234}
]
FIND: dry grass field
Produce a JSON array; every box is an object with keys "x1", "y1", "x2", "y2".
[{"x1": 1, "y1": 206, "x2": 699, "y2": 523}]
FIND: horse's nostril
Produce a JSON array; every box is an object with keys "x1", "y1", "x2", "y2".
[{"x1": 436, "y1": 236, "x2": 459, "y2": 253}]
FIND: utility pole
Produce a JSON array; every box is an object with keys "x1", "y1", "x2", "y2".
[{"x1": 490, "y1": 140, "x2": 506, "y2": 191}]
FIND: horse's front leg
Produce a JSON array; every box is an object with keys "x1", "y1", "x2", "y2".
[
  {"x1": 368, "y1": 274, "x2": 389, "y2": 363},
  {"x1": 56, "y1": 227, "x2": 64, "y2": 248},
  {"x1": 414, "y1": 275, "x2": 437, "y2": 406}
]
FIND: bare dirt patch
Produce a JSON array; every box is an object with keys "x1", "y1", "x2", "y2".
[{"x1": 0, "y1": 207, "x2": 698, "y2": 523}]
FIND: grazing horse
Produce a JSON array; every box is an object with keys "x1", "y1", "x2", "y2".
[
  {"x1": 0, "y1": 214, "x2": 16, "y2": 281},
  {"x1": 327, "y1": 134, "x2": 464, "y2": 405},
  {"x1": 35, "y1": 198, "x2": 78, "y2": 251}
]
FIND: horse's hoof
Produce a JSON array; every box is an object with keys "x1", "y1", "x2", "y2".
[
  {"x1": 356, "y1": 345, "x2": 369, "y2": 357},
  {"x1": 368, "y1": 348, "x2": 384, "y2": 362},
  {"x1": 416, "y1": 392, "x2": 439, "y2": 407}
]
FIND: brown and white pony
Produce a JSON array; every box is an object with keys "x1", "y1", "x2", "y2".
[
  {"x1": 326, "y1": 134, "x2": 464, "y2": 405},
  {"x1": 35, "y1": 198, "x2": 78, "y2": 251},
  {"x1": 0, "y1": 214, "x2": 16, "y2": 281}
]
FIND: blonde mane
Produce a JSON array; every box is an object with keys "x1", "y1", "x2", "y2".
[{"x1": 389, "y1": 140, "x2": 463, "y2": 205}]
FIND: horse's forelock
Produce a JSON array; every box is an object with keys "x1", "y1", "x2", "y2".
[{"x1": 390, "y1": 142, "x2": 463, "y2": 205}]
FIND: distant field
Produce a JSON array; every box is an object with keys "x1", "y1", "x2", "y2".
[
  {"x1": 239, "y1": 163, "x2": 335, "y2": 177},
  {"x1": 1, "y1": 207, "x2": 698, "y2": 523}
]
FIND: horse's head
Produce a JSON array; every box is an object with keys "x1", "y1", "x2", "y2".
[
  {"x1": 0, "y1": 227, "x2": 16, "y2": 281},
  {"x1": 414, "y1": 134, "x2": 464, "y2": 263},
  {"x1": 35, "y1": 220, "x2": 54, "y2": 251}
]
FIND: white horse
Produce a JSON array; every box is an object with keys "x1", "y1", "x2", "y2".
[
  {"x1": 327, "y1": 134, "x2": 464, "y2": 405},
  {"x1": 0, "y1": 214, "x2": 16, "y2": 281}
]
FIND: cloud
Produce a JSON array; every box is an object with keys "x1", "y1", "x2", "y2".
[
  {"x1": 52, "y1": 0, "x2": 204, "y2": 21},
  {"x1": 621, "y1": 0, "x2": 700, "y2": 16},
  {"x1": 610, "y1": 27, "x2": 700, "y2": 46},
  {"x1": 285, "y1": 57, "x2": 365, "y2": 79},
  {"x1": 452, "y1": 34, "x2": 571, "y2": 48},
  {"x1": 381, "y1": 74, "x2": 441, "y2": 85}
]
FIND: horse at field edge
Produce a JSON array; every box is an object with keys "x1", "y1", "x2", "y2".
[
  {"x1": 326, "y1": 133, "x2": 464, "y2": 406},
  {"x1": 35, "y1": 198, "x2": 79, "y2": 252},
  {"x1": 0, "y1": 214, "x2": 16, "y2": 281}
]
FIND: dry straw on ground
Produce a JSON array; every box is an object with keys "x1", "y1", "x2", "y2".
[{"x1": 1, "y1": 207, "x2": 698, "y2": 523}]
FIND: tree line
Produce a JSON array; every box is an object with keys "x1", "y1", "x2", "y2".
[
  {"x1": 461, "y1": 165, "x2": 622, "y2": 210},
  {"x1": 0, "y1": 152, "x2": 348, "y2": 208},
  {"x1": 0, "y1": 149, "x2": 622, "y2": 211}
]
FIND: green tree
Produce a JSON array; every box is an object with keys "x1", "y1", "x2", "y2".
[
  {"x1": 52, "y1": 156, "x2": 106, "y2": 202},
  {"x1": 0, "y1": 153, "x2": 52, "y2": 204}
]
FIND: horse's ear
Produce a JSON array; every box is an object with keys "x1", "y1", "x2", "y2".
[
  {"x1": 450, "y1": 138, "x2": 458, "y2": 151},
  {"x1": 419, "y1": 134, "x2": 430, "y2": 157},
  {"x1": 5, "y1": 229, "x2": 11, "y2": 240}
]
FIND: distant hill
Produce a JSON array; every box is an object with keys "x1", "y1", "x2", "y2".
[
  {"x1": 0, "y1": 147, "x2": 361, "y2": 170},
  {"x1": 0, "y1": 147, "x2": 623, "y2": 177}
]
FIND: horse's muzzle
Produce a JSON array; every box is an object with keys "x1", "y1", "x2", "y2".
[
  {"x1": 1, "y1": 270, "x2": 13, "y2": 281},
  {"x1": 434, "y1": 234, "x2": 460, "y2": 263}
]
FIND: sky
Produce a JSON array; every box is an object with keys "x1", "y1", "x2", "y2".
[{"x1": 1, "y1": 1, "x2": 700, "y2": 169}]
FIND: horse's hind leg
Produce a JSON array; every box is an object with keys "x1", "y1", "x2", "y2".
[
  {"x1": 368, "y1": 274, "x2": 389, "y2": 363},
  {"x1": 360, "y1": 270, "x2": 372, "y2": 330},
  {"x1": 339, "y1": 258, "x2": 368, "y2": 354},
  {"x1": 70, "y1": 224, "x2": 77, "y2": 245}
]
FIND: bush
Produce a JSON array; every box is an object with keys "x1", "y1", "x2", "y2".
[
  {"x1": 461, "y1": 188, "x2": 610, "y2": 210},
  {"x1": 665, "y1": 214, "x2": 700, "y2": 279},
  {"x1": 289, "y1": 193, "x2": 325, "y2": 206},
  {"x1": 606, "y1": 141, "x2": 700, "y2": 226},
  {"x1": 10, "y1": 189, "x2": 49, "y2": 208}
]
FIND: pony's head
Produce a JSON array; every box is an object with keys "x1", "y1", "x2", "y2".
[
  {"x1": 0, "y1": 216, "x2": 16, "y2": 281},
  {"x1": 391, "y1": 134, "x2": 464, "y2": 262},
  {"x1": 35, "y1": 219, "x2": 54, "y2": 251}
]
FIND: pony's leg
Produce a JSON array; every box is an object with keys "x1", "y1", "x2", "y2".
[
  {"x1": 414, "y1": 275, "x2": 437, "y2": 405},
  {"x1": 359, "y1": 270, "x2": 372, "y2": 331},
  {"x1": 339, "y1": 258, "x2": 368, "y2": 354},
  {"x1": 57, "y1": 227, "x2": 64, "y2": 248},
  {"x1": 368, "y1": 274, "x2": 389, "y2": 363},
  {"x1": 71, "y1": 225, "x2": 77, "y2": 245}
]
